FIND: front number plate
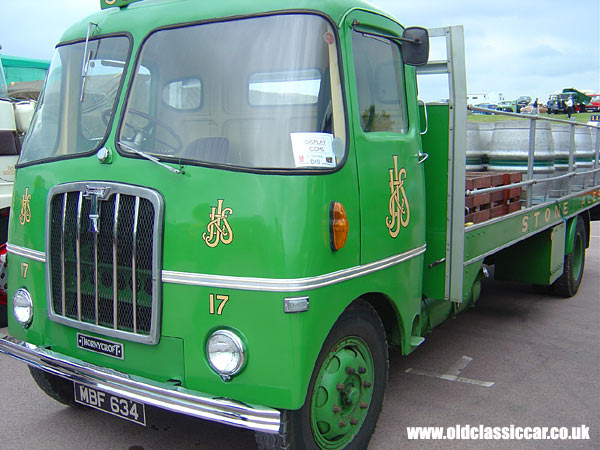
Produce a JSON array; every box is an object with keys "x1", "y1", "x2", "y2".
[{"x1": 74, "y1": 382, "x2": 146, "y2": 426}]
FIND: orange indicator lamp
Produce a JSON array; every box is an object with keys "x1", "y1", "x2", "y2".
[{"x1": 329, "y1": 201, "x2": 349, "y2": 251}]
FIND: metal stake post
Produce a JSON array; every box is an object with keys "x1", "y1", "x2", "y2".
[{"x1": 527, "y1": 118, "x2": 536, "y2": 207}]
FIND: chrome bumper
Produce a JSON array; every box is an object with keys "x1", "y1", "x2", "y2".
[{"x1": 0, "y1": 334, "x2": 280, "y2": 433}]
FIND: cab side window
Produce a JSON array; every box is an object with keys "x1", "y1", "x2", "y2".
[{"x1": 352, "y1": 31, "x2": 408, "y2": 133}]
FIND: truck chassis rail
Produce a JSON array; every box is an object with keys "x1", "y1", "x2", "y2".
[{"x1": 0, "y1": 333, "x2": 281, "y2": 433}]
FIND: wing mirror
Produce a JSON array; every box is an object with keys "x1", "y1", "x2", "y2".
[{"x1": 402, "y1": 27, "x2": 429, "y2": 66}]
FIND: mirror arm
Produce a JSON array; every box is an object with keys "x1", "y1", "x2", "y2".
[{"x1": 351, "y1": 20, "x2": 423, "y2": 45}]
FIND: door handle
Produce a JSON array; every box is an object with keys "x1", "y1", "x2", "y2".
[
  {"x1": 418, "y1": 151, "x2": 429, "y2": 164},
  {"x1": 419, "y1": 99, "x2": 429, "y2": 135}
]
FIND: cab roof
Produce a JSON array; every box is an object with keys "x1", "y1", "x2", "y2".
[{"x1": 60, "y1": 0, "x2": 398, "y2": 45}]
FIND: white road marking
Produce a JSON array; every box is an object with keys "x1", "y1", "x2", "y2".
[
  {"x1": 446, "y1": 355, "x2": 473, "y2": 376},
  {"x1": 406, "y1": 355, "x2": 495, "y2": 388}
]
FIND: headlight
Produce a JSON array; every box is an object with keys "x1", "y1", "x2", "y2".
[
  {"x1": 13, "y1": 288, "x2": 33, "y2": 328},
  {"x1": 206, "y1": 330, "x2": 246, "y2": 381}
]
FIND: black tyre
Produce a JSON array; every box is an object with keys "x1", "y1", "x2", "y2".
[
  {"x1": 256, "y1": 300, "x2": 388, "y2": 450},
  {"x1": 0, "y1": 241, "x2": 7, "y2": 327},
  {"x1": 29, "y1": 366, "x2": 77, "y2": 406},
  {"x1": 551, "y1": 217, "x2": 586, "y2": 297},
  {"x1": 0, "y1": 304, "x2": 6, "y2": 328}
]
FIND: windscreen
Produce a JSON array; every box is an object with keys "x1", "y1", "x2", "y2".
[
  {"x1": 119, "y1": 14, "x2": 346, "y2": 170},
  {"x1": 19, "y1": 36, "x2": 129, "y2": 165}
]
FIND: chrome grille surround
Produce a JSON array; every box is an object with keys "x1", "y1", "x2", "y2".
[{"x1": 46, "y1": 182, "x2": 164, "y2": 345}]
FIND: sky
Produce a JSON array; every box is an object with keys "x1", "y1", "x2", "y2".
[{"x1": 1, "y1": 0, "x2": 598, "y2": 103}]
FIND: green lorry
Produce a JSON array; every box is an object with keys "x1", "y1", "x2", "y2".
[
  {"x1": 0, "y1": 55, "x2": 50, "y2": 85},
  {"x1": 548, "y1": 88, "x2": 592, "y2": 114},
  {"x1": 0, "y1": 1, "x2": 599, "y2": 449}
]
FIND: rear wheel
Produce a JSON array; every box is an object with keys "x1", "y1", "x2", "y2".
[
  {"x1": 256, "y1": 300, "x2": 388, "y2": 450},
  {"x1": 29, "y1": 366, "x2": 77, "y2": 406},
  {"x1": 0, "y1": 227, "x2": 7, "y2": 327},
  {"x1": 551, "y1": 217, "x2": 586, "y2": 297}
]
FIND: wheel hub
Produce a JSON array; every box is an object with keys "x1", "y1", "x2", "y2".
[{"x1": 310, "y1": 336, "x2": 374, "y2": 449}]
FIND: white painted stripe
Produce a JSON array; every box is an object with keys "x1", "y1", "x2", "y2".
[
  {"x1": 405, "y1": 355, "x2": 495, "y2": 388},
  {"x1": 446, "y1": 355, "x2": 473, "y2": 376},
  {"x1": 405, "y1": 368, "x2": 495, "y2": 388}
]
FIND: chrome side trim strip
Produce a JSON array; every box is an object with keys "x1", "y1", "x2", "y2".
[
  {"x1": 0, "y1": 334, "x2": 280, "y2": 434},
  {"x1": 162, "y1": 244, "x2": 427, "y2": 292},
  {"x1": 6, "y1": 244, "x2": 46, "y2": 262},
  {"x1": 6, "y1": 243, "x2": 427, "y2": 293}
]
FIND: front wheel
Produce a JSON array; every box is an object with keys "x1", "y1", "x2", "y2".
[
  {"x1": 256, "y1": 300, "x2": 388, "y2": 450},
  {"x1": 29, "y1": 366, "x2": 77, "y2": 406},
  {"x1": 551, "y1": 217, "x2": 586, "y2": 297}
]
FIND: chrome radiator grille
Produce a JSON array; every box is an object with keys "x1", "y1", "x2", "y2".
[{"x1": 47, "y1": 182, "x2": 163, "y2": 344}]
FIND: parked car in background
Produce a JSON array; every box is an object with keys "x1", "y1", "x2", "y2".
[
  {"x1": 547, "y1": 94, "x2": 565, "y2": 114},
  {"x1": 547, "y1": 94, "x2": 575, "y2": 114},
  {"x1": 496, "y1": 100, "x2": 514, "y2": 112},
  {"x1": 516, "y1": 96, "x2": 531, "y2": 112},
  {"x1": 520, "y1": 102, "x2": 548, "y2": 114},
  {"x1": 585, "y1": 95, "x2": 600, "y2": 112},
  {"x1": 473, "y1": 102, "x2": 498, "y2": 114}
]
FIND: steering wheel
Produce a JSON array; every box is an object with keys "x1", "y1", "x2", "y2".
[
  {"x1": 101, "y1": 108, "x2": 114, "y2": 127},
  {"x1": 121, "y1": 109, "x2": 183, "y2": 154}
]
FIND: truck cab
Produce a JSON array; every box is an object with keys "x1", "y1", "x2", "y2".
[{"x1": 2, "y1": 1, "x2": 432, "y2": 447}]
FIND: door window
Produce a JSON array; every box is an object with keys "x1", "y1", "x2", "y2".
[{"x1": 352, "y1": 32, "x2": 408, "y2": 133}]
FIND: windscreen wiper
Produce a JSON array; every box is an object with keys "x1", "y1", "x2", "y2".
[
  {"x1": 118, "y1": 141, "x2": 184, "y2": 175},
  {"x1": 80, "y1": 22, "x2": 98, "y2": 102}
]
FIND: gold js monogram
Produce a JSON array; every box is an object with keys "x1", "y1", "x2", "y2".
[
  {"x1": 385, "y1": 155, "x2": 410, "y2": 237},
  {"x1": 203, "y1": 199, "x2": 233, "y2": 248},
  {"x1": 19, "y1": 187, "x2": 32, "y2": 225}
]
